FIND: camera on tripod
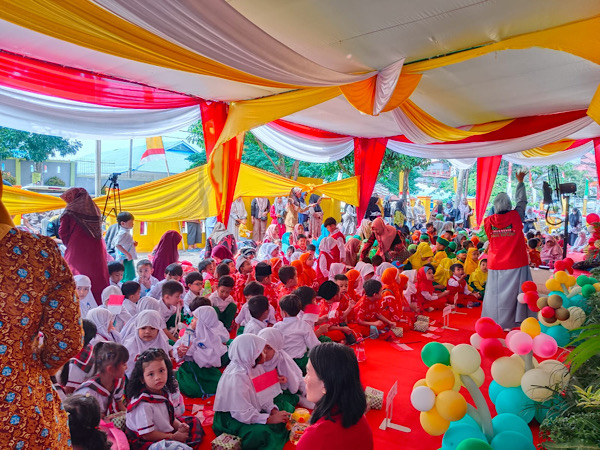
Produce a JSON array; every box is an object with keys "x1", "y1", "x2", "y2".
[
  {"x1": 108, "y1": 173, "x2": 119, "y2": 185},
  {"x1": 101, "y1": 172, "x2": 122, "y2": 221}
]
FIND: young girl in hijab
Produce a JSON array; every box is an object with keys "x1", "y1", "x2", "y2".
[
  {"x1": 122, "y1": 310, "x2": 172, "y2": 378},
  {"x1": 87, "y1": 307, "x2": 122, "y2": 344},
  {"x1": 263, "y1": 224, "x2": 281, "y2": 244},
  {"x1": 316, "y1": 237, "x2": 337, "y2": 284},
  {"x1": 374, "y1": 262, "x2": 394, "y2": 281},
  {"x1": 175, "y1": 306, "x2": 229, "y2": 397},
  {"x1": 257, "y1": 243, "x2": 279, "y2": 262},
  {"x1": 358, "y1": 263, "x2": 375, "y2": 284},
  {"x1": 290, "y1": 223, "x2": 305, "y2": 248},
  {"x1": 356, "y1": 219, "x2": 372, "y2": 241},
  {"x1": 541, "y1": 236, "x2": 562, "y2": 267},
  {"x1": 345, "y1": 269, "x2": 362, "y2": 300},
  {"x1": 406, "y1": 238, "x2": 434, "y2": 271},
  {"x1": 463, "y1": 247, "x2": 480, "y2": 276},
  {"x1": 327, "y1": 262, "x2": 347, "y2": 281},
  {"x1": 151, "y1": 230, "x2": 182, "y2": 281},
  {"x1": 299, "y1": 252, "x2": 318, "y2": 290},
  {"x1": 271, "y1": 257, "x2": 284, "y2": 283},
  {"x1": 212, "y1": 244, "x2": 234, "y2": 264},
  {"x1": 468, "y1": 257, "x2": 488, "y2": 298},
  {"x1": 125, "y1": 348, "x2": 204, "y2": 449},
  {"x1": 213, "y1": 334, "x2": 292, "y2": 450},
  {"x1": 380, "y1": 268, "x2": 409, "y2": 324},
  {"x1": 74, "y1": 274, "x2": 97, "y2": 319},
  {"x1": 414, "y1": 266, "x2": 451, "y2": 313},
  {"x1": 291, "y1": 260, "x2": 306, "y2": 286}
]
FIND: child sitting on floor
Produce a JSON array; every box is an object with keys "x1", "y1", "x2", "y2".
[
  {"x1": 126, "y1": 348, "x2": 204, "y2": 448},
  {"x1": 63, "y1": 395, "x2": 112, "y2": 450},
  {"x1": 61, "y1": 319, "x2": 97, "y2": 394},
  {"x1": 447, "y1": 263, "x2": 481, "y2": 307},
  {"x1": 415, "y1": 265, "x2": 451, "y2": 313},
  {"x1": 294, "y1": 286, "x2": 331, "y2": 341},
  {"x1": 316, "y1": 281, "x2": 355, "y2": 343},
  {"x1": 213, "y1": 334, "x2": 292, "y2": 449},
  {"x1": 528, "y1": 238, "x2": 542, "y2": 268},
  {"x1": 355, "y1": 279, "x2": 397, "y2": 337},
  {"x1": 108, "y1": 260, "x2": 125, "y2": 288},
  {"x1": 74, "y1": 341, "x2": 129, "y2": 417},
  {"x1": 121, "y1": 281, "x2": 141, "y2": 318},
  {"x1": 74, "y1": 274, "x2": 96, "y2": 319},
  {"x1": 235, "y1": 281, "x2": 276, "y2": 334},
  {"x1": 134, "y1": 259, "x2": 159, "y2": 296},
  {"x1": 148, "y1": 263, "x2": 184, "y2": 299},
  {"x1": 277, "y1": 265, "x2": 299, "y2": 298},
  {"x1": 183, "y1": 271, "x2": 204, "y2": 314},
  {"x1": 468, "y1": 257, "x2": 488, "y2": 299},
  {"x1": 175, "y1": 306, "x2": 229, "y2": 398},
  {"x1": 159, "y1": 280, "x2": 184, "y2": 342},
  {"x1": 243, "y1": 295, "x2": 271, "y2": 335},
  {"x1": 209, "y1": 275, "x2": 237, "y2": 329}
]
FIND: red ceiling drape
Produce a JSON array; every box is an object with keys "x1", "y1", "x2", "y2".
[
  {"x1": 354, "y1": 137, "x2": 388, "y2": 220},
  {"x1": 476, "y1": 155, "x2": 502, "y2": 226}
]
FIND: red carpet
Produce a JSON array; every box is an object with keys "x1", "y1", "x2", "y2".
[{"x1": 183, "y1": 306, "x2": 545, "y2": 449}]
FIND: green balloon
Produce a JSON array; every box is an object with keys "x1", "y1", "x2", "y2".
[
  {"x1": 589, "y1": 277, "x2": 598, "y2": 284},
  {"x1": 576, "y1": 275, "x2": 591, "y2": 287},
  {"x1": 581, "y1": 284, "x2": 596, "y2": 298},
  {"x1": 456, "y1": 438, "x2": 493, "y2": 450},
  {"x1": 421, "y1": 342, "x2": 450, "y2": 367}
]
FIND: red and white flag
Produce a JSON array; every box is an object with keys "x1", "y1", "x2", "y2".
[{"x1": 141, "y1": 136, "x2": 166, "y2": 164}]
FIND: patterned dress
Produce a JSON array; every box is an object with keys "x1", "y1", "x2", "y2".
[{"x1": 0, "y1": 228, "x2": 83, "y2": 449}]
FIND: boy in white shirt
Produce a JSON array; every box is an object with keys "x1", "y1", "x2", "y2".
[
  {"x1": 273, "y1": 294, "x2": 320, "y2": 374},
  {"x1": 208, "y1": 275, "x2": 237, "y2": 330},
  {"x1": 121, "y1": 281, "x2": 141, "y2": 317},
  {"x1": 134, "y1": 259, "x2": 160, "y2": 296},
  {"x1": 108, "y1": 261, "x2": 124, "y2": 288},
  {"x1": 243, "y1": 296, "x2": 270, "y2": 335},
  {"x1": 115, "y1": 211, "x2": 137, "y2": 281},
  {"x1": 160, "y1": 280, "x2": 184, "y2": 342},
  {"x1": 148, "y1": 263, "x2": 184, "y2": 299},
  {"x1": 235, "y1": 282, "x2": 277, "y2": 332},
  {"x1": 183, "y1": 271, "x2": 204, "y2": 314}
]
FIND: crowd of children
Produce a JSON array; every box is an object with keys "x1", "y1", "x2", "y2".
[{"x1": 58, "y1": 209, "x2": 554, "y2": 449}]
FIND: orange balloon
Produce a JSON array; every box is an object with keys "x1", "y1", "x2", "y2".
[
  {"x1": 426, "y1": 363, "x2": 456, "y2": 394},
  {"x1": 420, "y1": 407, "x2": 451, "y2": 436}
]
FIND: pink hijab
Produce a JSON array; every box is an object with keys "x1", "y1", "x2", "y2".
[{"x1": 371, "y1": 217, "x2": 398, "y2": 254}]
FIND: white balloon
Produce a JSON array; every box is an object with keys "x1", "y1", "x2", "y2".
[
  {"x1": 521, "y1": 368, "x2": 554, "y2": 402},
  {"x1": 469, "y1": 333, "x2": 482, "y2": 350},
  {"x1": 410, "y1": 386, "x2": 436, "y2": 412},
  {"x1": 517, "y1": 293, "x2": 526, "y2": 304},
  {"x1": 561, "y1": 307, "x2": 586, "y2": 330},
  {"x1": 539, "y1": 360, "x2": 571, "y2": 388}
]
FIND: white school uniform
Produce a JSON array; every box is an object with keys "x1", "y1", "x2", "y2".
[
  {"x1": 122, "y1": 310, "x2": 171, "y2": 377},
  {"x1": 272, "y1": 317, "x2": 320, "y2": 359},
  {"x1": 158, "y1": 299, "x2": 177, "y2": 323},
  {"x1": 74, "y1": 275, "x2": 96, "y2": 319},
  {"x1": 126, "y1": 389, "x2": 185, "y2": 436},
  {"x1": 243, "y1": 317, "x2": 267, "y2": 335},
  {"x1": 109, "y1": 279, "x2": 123, "y2": 288},
  {"x1": 116, "y1": 228, "x2": 137, "y2": 261},
  {"x1": 183, "y1": 289, "x2": 200, "y2": 314},
  {"x1": 74, "y1": 376, "x2": 125, "y2": 416},
  {"x1": 235, "y1": 302, "x2": 277, "y2": 327},
  {"x1": 175, "y1": 306, "x2": 228, "y2": 367},
  {"x1": 122, "y1": 298, "x2": 137, "y2": 317},
  {"x1": 297, "y1": 310, "x2": 318, "y2": 328},
  {"x1": 258, "y1": 328, "x2": 306, "y2": 395},
  {"x1": 134, "y1": 275, "x2": 160, "y2": 296},
  {"x1": 209, "y1": 291, "x2": 235, "y2": 313},
  {"x1": 86, "y1": 308, "x2": 122, "y2": 343}
]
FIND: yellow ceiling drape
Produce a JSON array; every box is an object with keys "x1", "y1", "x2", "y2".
[
  {"x1": 522, "y1": 140, "x2": 576, "y2": 158},
  {"x1": 2, "y1": 185, "x2": 67, "y2": 215}
]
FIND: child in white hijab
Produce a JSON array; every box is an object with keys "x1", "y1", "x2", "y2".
[
  {"x1": 86, "y1": 307, "x2": 121, "y2": 345},
  {"x1": 174, "y1": 306, "x2": 230, "y2": 397},
  {"x1": 100, "y1": 285, "x2": 131, "y2": 332},
  {"x1": 74, "y1": 274, "x2": 96, "y2": 319},
  {"x1": 213, "y1": 334, "x2": 292, "y2": 449},
  {"x1": 122, "y1": 310, "x2": 171, "y2": 378},
  {"x1": 118, "y1": 296, "x2": 163, "y2": 342}
]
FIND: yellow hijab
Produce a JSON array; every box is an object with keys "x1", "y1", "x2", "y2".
[
  {"x1": 0, "y1": 181, "x2": 14, "y2": 240},
  {"x1": 408, "y1": 241, "x2": 433, "y2": 270},
  {"x1": 463, "y1": 248, "x2": 479, "y2": 275},
  {"x1": 434, "y1": 257, "x2": 453, "y2": 286},
  {"x1": 469, "y1": 260, "x2": 488, "y2": 291}
]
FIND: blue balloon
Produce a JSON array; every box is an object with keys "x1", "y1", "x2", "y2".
[
  {"x1": 546, "y1": 325, "x2": 570, "y2": 347},
  {"x1": 495, "y1": 387, "x2": 535, "y2": 423},
  {"x1": 442, "y1": 425, "x2": 486, "y2": 450},
  {"x1": 492, "y1": 413, "x2": 533, "y2": 441},
  {"x1": 490, "y1": 431, "x2": 535, "y2": 450},
  {"x1": 449, "y1": 414, "x2": 481, "y2": 430},
  {"x1": 488, "y1": 381, "x2": 504, "y2": 404}
]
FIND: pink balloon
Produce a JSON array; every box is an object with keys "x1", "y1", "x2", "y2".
[
  {"x1": 470, "y1": 333, "x2": 483, "y2": 349},
  {"x1": 532, "y1": 333, "x2": 558, "y2": 359},
  {"x1": 505, "y1": 329, "x2": 520, "y2": 348},
  {"x1": 509, "y1": 331, "x2": 533, "y2": 355},
  {"x1": 480, "y1": 338, "x2": 507, "y2": 360}
]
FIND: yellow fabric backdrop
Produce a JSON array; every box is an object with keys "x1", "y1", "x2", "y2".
[{"x1": 2, "y1": 185, "x2": 67, "y2": 215}]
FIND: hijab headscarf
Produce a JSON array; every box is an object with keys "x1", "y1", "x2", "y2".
[
  {"x1": 328, "y1": 263, "x2": 346, "y2": 281},
  {"x1": 100, "y1": 285, "x2": 122, "y2": 306},
  {"x1": 541, "y1": 236, "x2": 562, "y2": 261},
  {"x1": 264, "y1": 224, "x2": 280, "y2": 243},
  {"x1": 290, "y1": 251, "x2": 303, "y2": 262},
  {"x1": 416, "y1": 266, "x2": 435, "y2": 295},
  {"x1": 292, "y1": 223, "x2": 304, "y2": 244},
  {"x1": 152, "y1": 230, "x2": 182, "y2": 280},
  {"x1": 258, "y1": 328, "x2": 304, "y2": 395},
  {"x1": 375, "y1": 262, "x2": 394, "y2": 280},
  {"x1": 86, "y1": 307, "x2": 121, "y2": 343},
  {"x1": 359, "y1": 263, "x2": 375, "y2": 280},
  {"x1": 309, "y1": 194, "x2": 323, "y2": 213},
  {"x1": 344, "y1": 238, "x2": 361, "y2": 267},
  {"x1": 381, "y1": 267, "x2": 400, "y2": 297},
  {"x1": 493, "y1": 193, "x2": 512, "y2": 214},
  {"x1": 346, "y1": 269, "x2": 361, "y2": 299},
  {"x1": 257, "y1": 243, "x2": 279, "y2": 262},
  {"x1": 469, "y1": 260, "x2": 488, "y2": 291},
  {"x1": 299, "y1": 252, "x2": 316, "y2": 282},
  {"x1": 60, "y1": 187, "x2": 103, "y2": 239},
  {"x1": 318, "y1": 236, "x2": 337, "y2": 256},
  {"x1": 74, "y1": 275, "x2": 96, "y2": 318},
  {"x1": 371, "y1": 217, "x2": 398, "y2": 254},
  {"x1": 0, "y1": 181, "x2": 14, "y2": 241},
  {"x1": 123, "y1": 310, "x2": 171, "y2": 377},
  {"x1": 270, "y1": 257, "x2": 283, "y2": 282},
  {"x1": 209, "y1": 222, "x2": 233, "y2": 246},
  {"x1": 464, "y1": 247, "x2": 479, "y2": 275},
  {"x1": 191, "y1": 306, "x2": 229, "y2": 368},
  {"x1": 356, "y1": 219, "x2": 372, "y2": 240},
  {"x1": 119, "y1": 296, "x2": 162, "y2": 341},
  {"x1": 291, "y1": 260, "x2": 304, "y2": 285},
  {"x1": 212, "y1": 244, "x2": 234, "y2": 261}
]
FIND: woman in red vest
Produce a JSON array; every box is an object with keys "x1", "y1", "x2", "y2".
[{"x1": 482, "y1": 171, "x2": 534, "y2": 329}]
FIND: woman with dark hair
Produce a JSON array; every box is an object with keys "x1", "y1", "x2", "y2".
[
  {"x1": 297, "y1": 343, "x2": 373, "y2": 449},
  {"x1": 364, "y1": 196, "x2": 382, "y2": 221},
  {"x1": 308, "y1": 193, "x2": 324, "y2": 239}
]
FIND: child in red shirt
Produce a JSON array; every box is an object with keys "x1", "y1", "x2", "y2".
[
  {"x1": 324, "y1": 217, "x2": 346, "y2": 263},
  {"x1": 527, "y1": 238, "x2": 542, "y2": 268},
  {"x1": 355, "y1": 279, "x2": 396, "y2": 337},
  {"x1": 277, "y1": 265, "x2": 299, "y2": 298},
  {"x1": 316, "y1": 281, "x2": 356, "y2": 342},
  {"x1": 446, "y1": 263, "x2": 481, "y2": 307}
]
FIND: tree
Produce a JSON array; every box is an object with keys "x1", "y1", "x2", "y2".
[{"x1": 0, "y1": 127, "x2": 81, "y2": 172}]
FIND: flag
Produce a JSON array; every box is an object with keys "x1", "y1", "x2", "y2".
[{"x1": 141, "y1": 136, "x2": 166, "y2": 164}]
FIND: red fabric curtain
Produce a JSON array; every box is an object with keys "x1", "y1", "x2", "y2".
[
  {"x1": 0, "y1": 50, "x2": 202, "y2": 109},
  {"x1": 354, "y1": 137, "x2": 388, "y2": 220},
  {"x1": 201, "y1": 100, "x2": 245, "y2": 223},
  {"x1": 476, "y1": 155, "x2": 502, "y2": 226}
]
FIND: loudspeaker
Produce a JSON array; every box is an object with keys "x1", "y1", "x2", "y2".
[
  {"x1": 559, "y1": 183, "x2": 577, "y2": 195},
  {"x1": 542, "y1": 181, "x2": 554, "y2": 205}
]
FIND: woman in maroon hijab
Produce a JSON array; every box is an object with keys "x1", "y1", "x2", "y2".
[
  {"x1": 59, "y1": 187, "x2": 109, "y2": 305},
  {"x1": 152, "y1": 230, "x2": 182, "y2": 280}
]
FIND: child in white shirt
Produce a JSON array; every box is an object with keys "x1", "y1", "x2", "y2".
[
  {"x1": 243, "y1": 296, "x2": 270, "y2": 335},
  {"x1": 208, "y1": 275, "x2": 237, "y2": 329}
]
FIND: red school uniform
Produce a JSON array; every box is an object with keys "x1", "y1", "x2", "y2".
[
  {"x1": 232, "y1": 272, "x2": 249, "y2": 311},
  {"x1": 528, "y1": 248, "x2": 542, "y2": 268},
  {"x1": 446, "y1": 275, "x2": 476, "y2": 306},
  {"x1": 329, "y1": 230, "x2": 345, "y2": 263}
]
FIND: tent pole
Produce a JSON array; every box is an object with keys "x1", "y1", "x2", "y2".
[
  {"x1": 95, "y1": 140, "x2": 101, "y2": 197},
  {"x1": 129, "y1": 139, "x2": 133, "y2": 178}
]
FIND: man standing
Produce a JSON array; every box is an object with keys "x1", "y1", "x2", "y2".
[{"x1": 251, "y1": 197, "x2": 270, "y2": 242}]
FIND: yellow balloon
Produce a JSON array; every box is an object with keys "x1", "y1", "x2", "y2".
[
  {"x1": 554, "y1": 271, "x2": 568, "y2": 284},
  {"x1": 491, "y1": 356, "x2": 525, "y2": 388},
  {"x1": 413, "y1": 378, "x2": 427, "y2": 389},
  {"x1": 451, "y1": 369, "x2": 462, "y2": 392},
  {"x1": 450, "y1": 344, "x2": 481, "y2": 375},
  {"x1": 594, "y1": 282, "x2": 600, "y2": 291},
  {"x1": 520, "y1": 317, "x2": 541, "y2": 337},
  {"x1": 521, "y1": 368, "x2": 554, "y2": 402},
  {"x1": 420, "y1": 407, "x2": 450, "y2": 436},
  {"x1": 426, "y1": 364, "x2": 456, "y2": 395},
  {"x1": 561, "y1": 307, "x2": 586, "y2": 331},
  {"x1": 469, "y1": 367, "x2": 485, "y2": 388},
  {"x1": 565, "y1": 275, "x2": 577, "y2": 287},
  {"x1": 435, "y1": 390, "x2": 468, "y2": 421},
  {"x1": 545, "y1": 279, "x2": 562, "y2": 292}
]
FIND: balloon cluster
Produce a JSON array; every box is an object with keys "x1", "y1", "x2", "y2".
[
  {"x1": 552, "y1": 257, "x2": 574, "y2": 274},
  {"x1": 585, "y1": 213, "x2": 600, "y2": 259},
  {"x1": 411, "y1": 342, "x2": 536, "y2": 449}
]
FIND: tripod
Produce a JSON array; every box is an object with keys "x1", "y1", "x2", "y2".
[{"x1": 101, "y1": 173, "x2": 122, "y2": 221}]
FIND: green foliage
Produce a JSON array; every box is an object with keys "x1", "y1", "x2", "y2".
[
  {"x1": 0, "y1": 127, "x2": 81, "y2": 163},
  {"x1": 541, "y1": 411, "x2": 600, "y2": 448},
  {"x1": 1, "y1": 171, "x2": 16, "y2": 185},
  {"x1": 45, "y1": 176, "x2": 65, "y2": 187}
]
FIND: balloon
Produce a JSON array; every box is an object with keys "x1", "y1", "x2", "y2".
[
  {"x1": 421, "y1": 342, "x2": 451, "y2": 367},
  {"x1": 435, "y1": 390, "x2": 467, "y2": 421},
  {"x1": 469, "y1": 333, "x2": 483, "y2": 349},
  {"x1": 442, "y1": 424, "x2": 486, "y2": 450},
  {"x1": 576, "y1": 275, "x2": 592, "y2": 287},
  {"x1": 545, "y1": 325, "x2": 571, "y2": 347},
  {"x1": 451, "y1": 369, "x2": 462, "y2": 392},
  {"x1": 532, "y1": 333, "x2": 558, "y2": 358},
  {"x1": 480, "y1": 338, "x2": 506, "y2": 360},
  {"x1": 411, "y1": 386, "x2": 436, "y2": 412},
  {"x1": 521, "y1": 281, "x2": 538, "y2": 292},
  {"x1": 426, "y1": 363, "x2": 456, "y2": 394},
  {"x1": 495, "y1": 387, "x2": 535, "y2": 423},
  {"x1": 508, "y1": 332, "x2": 533, "y2": 355},
  {"x1": 491, "y1": 356, "x2": 525, "y2": 388},
  {"x1": 547, "y1": 294, "x2": 563, "y2": 309},
  {"x1": 541, "y1": 306, "x2": 556, "y2": 319},
  {"x1": 504, "y1": 329, "x2": 520, "y2": 348},
  {"x1": 469, "y1": 367, "x2": 485, "y2": 388},
  {"x1": 581, "y1": 284, "x2": 596, "y2": 298},
  {"x1": 539, "y1": 360, "x2": 570, "y2": 387},
  {"x1": 475, "y1": 318, "x2": 503, "y2": 339},
  {"x1": 420, "y1": 407, "x2": 450, "y2": 436},
  {"x1": 554, "y1": 307, "x2": 570, "y2": 321},
  {"x1": 488, "y1": 380, "x2": 504, "y2": 403},
  {"x1": 554, "y1": 260, "x2": 566, "y2": 272},
  {"x1": 520, "y1": 318, "x2": 541, "y2": 338},
  {"x1": 586, "y1": 213, "x2": 599, "y2": 224},
  {"x1": 561, "y1": 306, "x2": 586, "y2": 330},
  {"x1": 524, "y1": 292, "x2": 540, "y2": 312},
  {"x1": 456, "y1": 439, "x2": 493, "y2": 450},
  {"x1": 413, "y1": 378, "x2": 427, "y2": 389},
  {"x1": 538, "y1": 311, "x2": 559, "y2": 327},
  {"x1": 536, "y1": 296, "x2": 548, "y2": 309},
  {"x1": 490, "y1": 431, "x2": 535, "y2": 450},
  {"x1": 450, "y1": 344, "x2": 481, "y2": 375},
  {"x1": 517, "y1": 293, "x2": 526, "y2": 304},
  {"x1": 442, "y1": 343, "x2": 455, "y2": 353},
  {"x1": 545, "y1": 278, "x2": 562, "y2": 293},
  {"x1": 492, "y1": 413, "x2": 533, "y2": 441},
  {"x1": 521, "y1": 368, "x2": 554, "y2": 402},
  {"x1": 554, "y1": 271, "x2": 569, "y2": 285},
  {"x1": 510, "y1": 353, "x2": 539, "y2": 368}
]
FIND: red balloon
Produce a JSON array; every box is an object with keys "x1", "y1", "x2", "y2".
[
  {"x1": 589, "y1": 238, "x2": 596, "y2": 245},
  {"x1": 523, "y1": 290, "x2": 539, "y2": 304},
  {"x1": 564, "y1": 258, "x2": 574, "y2": 267},
  {"x1": 480, "y1": 338, "x2": 507, "y2": 360},
  {"x1": 554, "y1": 261, "x2": 566, "y2": 272},
  {"x1": 541, "y1": 306, "x2": 556, "y2": 318},
  {"x1": 521, "y1": 281, "x2": 538, "y2": 293},
  {"x1": 475, "y1": 317, "x2": 503, "y2": 339},
  {"x1": 587, "y1": 213, "x2": 600, "y2": 225}
]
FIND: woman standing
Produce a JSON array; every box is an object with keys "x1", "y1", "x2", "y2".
[
  {"x1": 228, "y1": 197, "x2": 248, "y2": 240},
  {"x1": 0, "y1": 181, "x2": 83, "y2": 448},
  {"x1": 59, "y1": 187, "x2": 109, "y2": 304},
  {"x1": 364, "y1": 196, "x2": 382, "y2": 221},
  {"x1": 523, "y1": 206, "x2": 537, "y2": 234},
  {"x1": 340, "y1": 204, "x2": 357, "y2": 236},
  {"x1": 482, "y1": 171, "x2": 533, "y2": 329},
  {"x1": 152, "y1": 230, "x2": 182, "y2": 280},
  {"x1": 270, "y1": 197, "x2": 287, "y2": 239},
  {"x1": 307, "y1": 194, "x2": 324, "y2": 239},
  {"x1": 413, "y1": 199, "x2": 426, "y2": 228},
  {"x1": 297, "y1": 343, "x2": 373, "y2": 450},
  {"x1": 285, "y1": 188, "x2": 316, "y2": 233},
  {"x1": 458, "y1": 199, "x2": 473, "y2": 229}
]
